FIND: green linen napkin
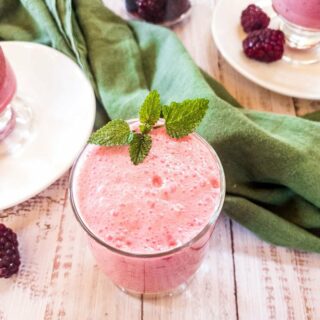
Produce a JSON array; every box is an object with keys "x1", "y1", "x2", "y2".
[{"x1": 1, "y1": 0, "x2": 320, "y2": 253}]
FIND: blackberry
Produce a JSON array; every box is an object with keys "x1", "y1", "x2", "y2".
[
  {"x1": 0, "y1": 224, "x2": 20, "y2": 278},
  {"x1": 243, "y1": 28, "x2": 285, "y2": 63},
  {"x1": 136, "y1": 0, "x2": 167, "y2": 23},
  {"x1": 241, "y1": 4, "x2": 270, "y2": 33}
]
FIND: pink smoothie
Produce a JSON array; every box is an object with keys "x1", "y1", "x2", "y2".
[
  {"x1": 0, "y1": 47, "x2": 16, "y2": 141},
  {"x1": 72, "y1": 124, "x2": 224, "y2": 293},
  {"x1": 0, "y1": 47, "x2": 16, "y2": 114},
  {"x1": 273, "y1": 0, "x2": 320, "y2": 29}
]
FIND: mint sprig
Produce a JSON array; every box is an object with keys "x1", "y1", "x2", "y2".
[{"x1": 88, "y1": 91, "x2": 209, "y2": 165}]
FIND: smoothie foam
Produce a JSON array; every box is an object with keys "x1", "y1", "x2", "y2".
[
  {"x1": 73, "y1": 126, "x2": 221, "y2": 254},
  {"x1": 273, "y1": 0, "x2": 320, "y2": 29}
]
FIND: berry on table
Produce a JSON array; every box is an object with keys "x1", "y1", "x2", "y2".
[
  {"x1": 0, "y1": 224, "x2": 20, "y2": 278},
  {"x1": 241, "y1": 4, "x2": 270, "y2": 33},
  {"x1": 243, "y1": 28, "x2": 285, "y2": 63}
]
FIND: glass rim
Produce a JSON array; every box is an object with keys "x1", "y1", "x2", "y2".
[
  {"x1": 69, "y1": 119, "x2": 226, "y2": 259},
  {"x1": 276, "y1": 13, "x2": 320, "y2": 32}
]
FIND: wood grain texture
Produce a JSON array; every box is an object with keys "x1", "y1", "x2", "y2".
[
  {"x1": 1, "y1": 0, "x2": 319, "y2": 319},
  {"x1": 232, "y1": 221, "x2": 320, "y2": 320}
]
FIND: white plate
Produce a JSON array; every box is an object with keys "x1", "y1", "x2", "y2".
[
  {"x1": 0, "y1": 42, "x2": 96, "y2": 210},
  {"x1": 212, "y1": 0, "x2": 320, "y2": 100}
]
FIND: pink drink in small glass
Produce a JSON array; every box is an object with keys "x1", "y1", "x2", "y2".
[
  {"x1": 272, "y1": 0, "x2": 320, "y2": 63},
  {"x1": 71, "y1": 122, "x2": 225, "y2": 295},
  {"x1": 273, "y1": 0, "x2": 320, "y2": 29},
  {"x1": 0, "y1": 47, "x2": 16, "y2": 141}
]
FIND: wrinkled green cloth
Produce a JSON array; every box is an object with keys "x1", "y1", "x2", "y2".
[{"x1": 1, "y1": 0, "x2": 320, "y2": 253}]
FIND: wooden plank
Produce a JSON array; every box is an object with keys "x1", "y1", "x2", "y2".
[
  {"x1": 293, "y1": 99, "x2": 320, "y2": 116},
  {"x1": 231, "y1": 221, "x2": 320, "y2": 320}
]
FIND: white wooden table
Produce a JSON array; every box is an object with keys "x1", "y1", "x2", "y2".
[{"x1": 1, "y1": 1, "x2": 320, "y2": 319}]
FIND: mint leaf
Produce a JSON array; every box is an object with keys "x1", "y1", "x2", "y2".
[
  {"x1": 89, "y1": 119, "x2": 131, "y2": 146},
  {"x1": 139, "y1": 90, "x2": 161, "y2": 127},
  {"x1": 163, "y1": 99, "x2": 209, "y2": 138},
  {"x1": 129, "y1": 133, "x2": 152, "y2": 165}
]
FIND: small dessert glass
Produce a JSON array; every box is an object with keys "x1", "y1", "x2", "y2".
[
  {"x1": 0, "y1": 47, "x2": 33, "y2": 156},
  {"x1": 272, "y1": 0, "x2": 320, "y2": 64},
  {"x1": 70, "y1": 120, "x2": 226, "y2": 297},
  {"x1": 124, "y1": 0, "x2": 192, "y2": 26}
]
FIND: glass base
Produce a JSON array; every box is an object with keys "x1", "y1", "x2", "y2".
[
  {"x1": 270, "y1": 13, "x2": 320, "y2": 65},
  {"x1": 0, "y1": 96, "x2": 33, "y2": 157},
  {"x1": 116, "y1": 274, "x2": 194, "y2": 298},
  {"x1": 163, "y1": 6, "x2": 192, "y2": 27},
  {"x1": 282, "y1": 44, "x2": 320, "y2": 65},
  {"x1": 279, "y1": 18, "x2": 320, "y2": 50}
]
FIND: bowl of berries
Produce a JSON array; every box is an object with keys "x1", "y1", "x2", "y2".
[{"x1": 125, "y1": 0, "x2": 191, "y2": 25}]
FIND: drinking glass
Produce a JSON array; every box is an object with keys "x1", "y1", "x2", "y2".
[{"x1": 70, "y1": 126, "x2": 225, "y2": 297}]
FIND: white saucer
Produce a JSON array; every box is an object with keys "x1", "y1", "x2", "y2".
[
  {"x1": 212, "y1": 0, "x2": 320, "y2": 100},
  {"x1": 0, "y1": 42, "x2": 95, "y2": 210}
]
